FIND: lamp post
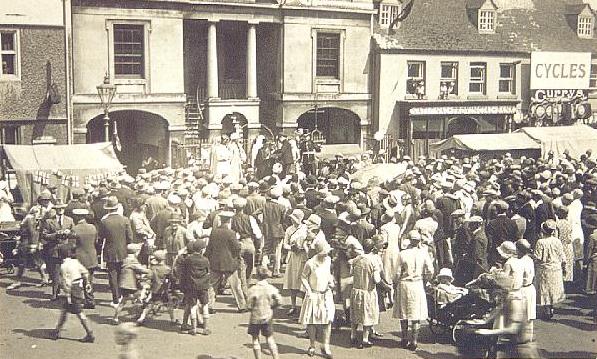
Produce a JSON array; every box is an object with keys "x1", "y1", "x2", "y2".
[{"x1": 96, "y1": 74, "x2": 117, "y2": 142}]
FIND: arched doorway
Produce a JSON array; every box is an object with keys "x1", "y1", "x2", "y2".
[
  {"x1": 446, "y1": 116, "x2": 480, "y2": 137},
  {"x1": 87, "y1": 110, "x2": 169, "y2": 173},
  {"x1": 297, "y1": 107, "x2": 361, "y2": 144}
]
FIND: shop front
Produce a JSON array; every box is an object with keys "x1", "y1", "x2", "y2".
[{"x1": 397, "y1": 100, "x2": 520, "y2": 158}]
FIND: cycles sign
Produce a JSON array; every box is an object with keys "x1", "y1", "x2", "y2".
[{"x1": 530, "y1": 52, "x2": 591, "y2": 90}]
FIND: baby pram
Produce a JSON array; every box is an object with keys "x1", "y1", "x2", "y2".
[{"x1": 426, "y1": 285, "x2": 496, "y2": 337}]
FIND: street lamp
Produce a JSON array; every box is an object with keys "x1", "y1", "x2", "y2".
[{"x1": 96, "y1": 74, "x2": 117, "y2": 142}]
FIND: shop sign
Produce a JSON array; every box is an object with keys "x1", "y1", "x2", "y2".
[
  {"x1": 409, "y1": 105, "x2": 517, "y2": 116},
  {"x1": 532, "y1": 89, "x2": 588, "y2": 102},
  {"x1": 530, "y1": 52, "x2": 591, "y2": 90}
]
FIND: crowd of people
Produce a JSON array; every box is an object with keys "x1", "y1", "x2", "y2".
[{"x1": 2, "y1": 133, "x2": 597, "y2": 358}]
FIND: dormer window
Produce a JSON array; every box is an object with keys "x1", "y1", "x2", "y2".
[
  {"x1": 578, "y1": 15, "x2": 594, "y2": 38},
  {"x1": 379, "y1": 3, "x2": 401, "y2": 28},
  {"x1": 478, "y1": 10, "x2": 496, "y2": 32}
]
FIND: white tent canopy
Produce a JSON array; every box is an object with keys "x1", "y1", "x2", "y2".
[{"x1": 515, "y1": 125, "x2": 597, "y2": 159}]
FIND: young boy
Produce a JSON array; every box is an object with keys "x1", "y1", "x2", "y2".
[
  {"x1": 136, "y1": 249, "x2": 175, "y2": 326},
  {"x1": 247, "y1": 266, "x2": 282, "y2": 359},
  {"x1": 50, "y1": 244, "x2": 94, "y2": 343},
  {"x1": 436, "y1": 267, "x2": 468, "y2": 306},
  {"x1": 178, "y1": 238, "x2": 211, "y2": 335},
  {"x1": 113, "y1": 243, "x2": 150, "y2": 324}
]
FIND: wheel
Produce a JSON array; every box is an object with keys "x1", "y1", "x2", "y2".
[{"x1": 6, "y1": 264, "x2": 14, "y2": 274}]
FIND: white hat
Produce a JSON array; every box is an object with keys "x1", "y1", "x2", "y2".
[
  {"x1": 167, "y1": 194, "x2": 182, "y2": 205},
  {"x1": 437, "y1": 268, "x2": 454, "y2": 281}
]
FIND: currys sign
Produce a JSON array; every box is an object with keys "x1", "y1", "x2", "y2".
[{"x1": 530, "y1": 52, "x2": 591, "y2": 90}]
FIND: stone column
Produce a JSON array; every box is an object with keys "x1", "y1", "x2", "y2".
[
  {"x1": 207, "y1": 21, "x2": 219, "y2": 99},
  {"x1": 246, "y1": 22, "x2": 258, "y2": 99}
]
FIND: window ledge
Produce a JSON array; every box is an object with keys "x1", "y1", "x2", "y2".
[
  {"x1": 114, "y1": 78, "x2": 147, "y2": 85},
  {"x1": 497, "y1": 94, "x2": 518, "y2": 100},
  {"x1": 467, "y1": 95, "x2": 488, "y2": 100},
  {"x1": 0, "y1": 76, "x2": 21, "y2": 82},
  {"x1": 405, "y1": 94, "x2": 427, "y2": 100},
  {"x1": 315, "y1": 78, "x2": 340, "y2": 84}
]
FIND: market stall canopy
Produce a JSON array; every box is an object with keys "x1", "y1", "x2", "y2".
[
  {"x1": 515, "y1": 125, "x2": 597, "y2": 159},
  {"x1": 350, "y1": 163, "x2": 408, "y2": 184},
  {"x1": 430, "y1": 133, "x2": 541, "y2": 153},
  {"x1": 1, "y1": 142, "x2": 123, "y2": 206},
  {"x1": 2, "y1": 143, "x2": 122, "y2": 171}
]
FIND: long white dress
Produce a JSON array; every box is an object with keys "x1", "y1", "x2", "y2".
[
  {"x1": 210, "y1": 142, "x2": 233, "y2": 179},
  {"x1": 568, "y1": 199, "x2": 585, "y2": 260},
  {"x1": 519, "y1": 255, "x2": 537, "y2": 320},
  {"x1": 381, "y1": 221, "x2": 401, "y2": 285},
  {"x1": 299, "y1": 256, "x2": 335, "y2": 325}
]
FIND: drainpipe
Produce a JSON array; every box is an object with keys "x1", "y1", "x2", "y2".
[{"x1": 63, "y1": 0, "x2": 73, "y2": 144}]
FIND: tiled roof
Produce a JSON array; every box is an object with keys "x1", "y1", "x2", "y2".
[{"x1": 374, "y1": 0, "x2": 597, "y2": 53}]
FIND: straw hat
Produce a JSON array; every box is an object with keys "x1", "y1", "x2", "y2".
[
  {"x1": 304, "y1": 214, "x2": 322, "y2": 228},
  {"x1": 288, "y1": 209, "x2": 304, "y2": 224},
  {"x1": 313, "y1": 240, "x2": 331, "y2": 256}
]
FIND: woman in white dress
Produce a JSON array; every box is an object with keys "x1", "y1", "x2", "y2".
[
  {"x1": 299, "y1": 240, "x2": 335, "y2": 358},
  {"x1": 283, "y1": 209, "x2": 308, "y2": 316},
  {"x1": 350, "y1": 237, "x2": 382, "y2": 349},
  {"x1": 516, "y1": 238, "x2": 536, "y2": 341},
  {"x1": 380, "y1": 211, "x2": 401, "y2": 305},
  {"x1": 393, "y1": 230, "x2": 434, "y2": 351}
]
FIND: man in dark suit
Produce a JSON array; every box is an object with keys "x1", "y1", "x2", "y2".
[
  {"x1": 90, "y1": 187, "x2": 110, "y2": 227},
  {"x1": 462, "y1": 216, "x2": 488, "y2": 284},
  {"x1": 72, "y1": 208, "x2": 98, "y2": 308},
  {"x1": 40, "y1": 200, "x2": 74, "y2": 300},
  {"x1": 205, "y1": 211, "x2": 241, "y2": 309},
  {"x1": 485, "y1": 200, "x2": 517, "y2": 266},
  {"x1": 517, "y1": 191, "x2": 537, "y2": 246},
  {"x1": 315, "y1": 196, "x2": 338, "y2": 241},
  {"x1": 261, "y1": 187, "x2": 287, "y2": 277},
  {"x1": 99, "y1": 196, "x2": 133, "y2": 305}
]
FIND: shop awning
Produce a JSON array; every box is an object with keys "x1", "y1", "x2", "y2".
[
  {"x1": 1, "y1": 142, "x2": 123, "y2": 206},
  {"x1": 430, "y1": 133, "x2": 541, "y2": 153},
  {"x1": 2, "y1": 142, "x2": 122, "y2": 171},
  {"x1": 515, "y1": 125, "x2": 597, "y2": 159}
]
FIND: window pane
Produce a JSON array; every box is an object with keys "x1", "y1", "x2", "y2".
[
  {"x1": 408, "y1": 63, "x2": 420, "y2": 77},
  {"x1": 471, "y1": 67, "x2": 483, "y2": 79},
  {"x1": 469, "y1": 83, "x2": 482, "y2": 93},
  {"x1": 500, "y1": 64, "x2": 512, "y2": 78},
  {"x1": 1, "y1": 127, "x2": 19, "y2": 144},
  {"x1": 441, "y1": 64, "x2": 453, "y2": 78},
  {"x1": 499, "y1": 80, "x2": 510, "y2": 93},
  {"x1": 316, "y1": 33, "x2": 340, "y2": 78},
  {"x1": 113, "y1": 24, "x2": 144, "y2": 77},
  {"x1": 2, "y1": 54, "x2": 15, "y2": 75},
  {"x1": 1, "y1": 33, "x2": 14, "y2": 51}
]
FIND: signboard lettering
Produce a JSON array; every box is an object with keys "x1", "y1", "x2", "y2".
[
  {"x1": 532, "y1": 89, "x2": 588, "y2": 102},
  {"x1": 530, "y1": 52, "x2": 591, "y2": 90},
  {"x1": 409, "y1": 105, "x2": 517, "y2": 116}
]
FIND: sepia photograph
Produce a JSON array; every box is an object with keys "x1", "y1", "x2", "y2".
[{"x1": 1, "y1": 0, "x2": 597, "y2": 358}]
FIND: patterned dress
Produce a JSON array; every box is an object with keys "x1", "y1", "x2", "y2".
[
  {"x1": 350, "y1": 253, "x2": 380, "y2": 326},
  {"x1": 556, "y1": 218, "x2": 574, "y2": 282},
  {"x1": 534, "y1": 235, "x2": 566, "y2": 306}
]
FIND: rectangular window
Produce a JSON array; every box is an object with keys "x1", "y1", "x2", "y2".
[
  {"x1": 406, "y1": 61, "x2": 425, "y2": 95},
  {"x1": 316, "y1": 33, "x2": 340, "y2": 78},
  {"x1": 1, "y1": 127, "x2": 20, "y2": 144},
  {"x1": 1, "y1": 31, "x2": 17, "y2": 76},
  {"x1": 440, "y1": 62, "x2": 458, "y2": 96},
  {"x1": 379, "y1": 4, "x2": 401, "y2": 27},
  {"x1": 590, "y1": 64, "x2": 597, "y2": 91},
  {"x1": 578, "y1": 16, "x2": 594, "y2": 38},
  {"x1": 498, "y1": 63, "x2": 516, "y2": 94},
  {"x1": 113, "y1": 24, "x2": 145, "y2": 78},
  {"x1": 469, "y1": 62, "x2": 486, "y2": 95},
  {"x1": 478, "y1": 10, "x2": 495, "y2": 32}
]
